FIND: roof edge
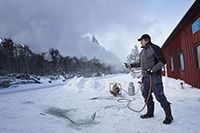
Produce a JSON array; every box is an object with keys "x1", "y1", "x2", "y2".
[{"x1": 162, "y1": 0, "x2": 199, "y2": 49}]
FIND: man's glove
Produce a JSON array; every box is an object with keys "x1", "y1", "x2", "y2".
[
  {"x1": 146, "y1": 69, "x2": 153, "y2": 75},
  {"x1": 124, "y1": 63, "x2": 130, "y2": 68}
]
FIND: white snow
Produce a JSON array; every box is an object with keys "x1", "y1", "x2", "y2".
[{"x1": 0, "y1": 74, "x2": 200, "y2": 133}]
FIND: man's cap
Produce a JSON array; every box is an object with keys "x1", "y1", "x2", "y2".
[{"x1": 138, "y1": 34, "x2": 151, "y2": 41}]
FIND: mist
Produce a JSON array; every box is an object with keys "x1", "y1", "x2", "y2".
[{"x1": 0, "y1": 0, "x2": 194, "y2": 64}]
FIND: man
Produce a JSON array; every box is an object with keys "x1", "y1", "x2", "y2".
[{"x1": 125, "y1": 34, "x2": 173, "y2": 124}]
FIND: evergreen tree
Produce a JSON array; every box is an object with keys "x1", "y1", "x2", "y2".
[
  {"x1": 92, "y1": 35, "x2": 99, "y2": 45},
  {"x1": 126, "y1": 45, "x2": 139, "y2": 64},
  {"x1": 0, "y1": 37, "x2": 118, "y2": 78}
]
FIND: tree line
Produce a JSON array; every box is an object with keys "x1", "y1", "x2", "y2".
[{"x1": 0, "y1": 38, "x2": 114, "y2": 79}]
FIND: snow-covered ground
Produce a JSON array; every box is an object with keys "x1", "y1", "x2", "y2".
[{"x1": 0, "y1": 74, "x2": 200, "y2": 133}]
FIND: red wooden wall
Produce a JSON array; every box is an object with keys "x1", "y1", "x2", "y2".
[{"x1": 162, "y1": 0, "x2": 200, "y2": 88}]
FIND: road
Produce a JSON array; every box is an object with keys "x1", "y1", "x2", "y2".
[{"x1": 0, "y1": 83, "x2": 66, "y2": 95}]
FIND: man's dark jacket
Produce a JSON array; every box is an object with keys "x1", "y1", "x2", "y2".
[{"x1": 131, "y1": 42, "x2": 166, "y2": 76}]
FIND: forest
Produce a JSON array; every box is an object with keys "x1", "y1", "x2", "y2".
[{"x1": 0, "y1": 38, "x2": 115, "y2": 80}]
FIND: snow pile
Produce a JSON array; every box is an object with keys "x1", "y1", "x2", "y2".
[{"x1": 0, "y1": 74, "x2": 200, "y2": 133}]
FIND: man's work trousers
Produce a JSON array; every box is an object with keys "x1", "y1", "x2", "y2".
[{"x1": 142, "y1": 75, "x2": 170, "y2": 108}]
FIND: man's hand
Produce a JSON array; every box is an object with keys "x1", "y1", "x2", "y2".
[
  {"x1": 146, "y1": 69, "x2": 153, "y2": 75},
  {"x1": 124, "y1": 63, "x2": 130, "y2": 68}
]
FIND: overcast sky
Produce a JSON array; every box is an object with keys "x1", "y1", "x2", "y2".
[{"x1": 0, "y1": 0, "x2": 195, "y2": 65}]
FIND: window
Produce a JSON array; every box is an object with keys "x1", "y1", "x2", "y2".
[
  {"x1": 194, "y1": 42, "x2": 200, "y2": 70},
  {"x1": 170, "y1": 56, "x2": 174, "y2": 71},
  {"x1": 178, "y1": 51, "x2": 185, "y2": 71}
]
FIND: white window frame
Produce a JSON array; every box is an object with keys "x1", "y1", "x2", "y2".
[
  {"x1": 170, "y1": 56, "x2": 174, "y2": 71},
  {"x1": 194, "y1": 42, "x2": 200, "y2": 71},
  {"x1": 178, "y1": 51, "x2": 185, "y2": 71}
]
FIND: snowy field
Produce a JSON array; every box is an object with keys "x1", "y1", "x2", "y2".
[{"x1": 0, "y1": 74, "x2": 200, "y2": 133}]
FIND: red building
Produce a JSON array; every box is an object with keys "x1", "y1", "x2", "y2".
[{"x1": 162, "y1": 0, "x2": 200, "y2": 88}]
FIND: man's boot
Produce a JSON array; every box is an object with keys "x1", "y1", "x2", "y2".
[
  {"x1": 140, "y1": 102, "x2": 154, "y2": 119},
  {"x1": 163, "y1": 104, "x2": 173, "y2": 124}
]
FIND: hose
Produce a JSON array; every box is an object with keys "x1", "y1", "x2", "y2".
[{"x1": 117, "y1": 65, "x2": 152, "y2": 113}]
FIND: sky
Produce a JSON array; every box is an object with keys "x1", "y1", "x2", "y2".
[{"x1": 0, "y1": 0, "x2": 195, "y2": 65}]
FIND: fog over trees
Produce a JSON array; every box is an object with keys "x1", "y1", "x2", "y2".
[{"x1": 0, "y1": 38, "x2": 116, "y2": 79}]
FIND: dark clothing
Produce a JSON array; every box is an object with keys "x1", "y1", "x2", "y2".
[
  {"x1": 131, "y1": 42, "x2": 166, "y2": 77},
  {"x1": 142, "y1": 75, "x2": 169, "y2": 108},
  {"x1": 131, "y1": 41, "x2": 170, "y2": 108}
]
